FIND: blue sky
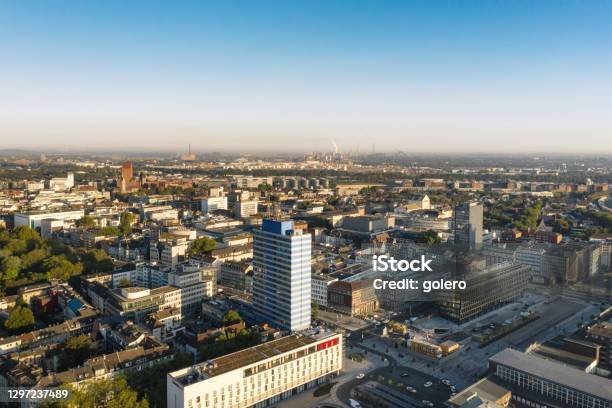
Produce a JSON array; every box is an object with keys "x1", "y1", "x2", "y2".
[{"x1": 1, "y1": 1, "x2": 611, "y2": 153}]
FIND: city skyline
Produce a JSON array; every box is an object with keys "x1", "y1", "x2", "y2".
[{"x1": 2, "y1": 1, "x2": 612, "y2": 153}]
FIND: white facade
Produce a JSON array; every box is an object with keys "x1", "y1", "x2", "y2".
[
  {"x1": 49, "y1": 172, "x2": 74, "y2": 191},
  {"x1": 234, "y1": 200, "x2": 258, "y2": 218},
  {"x1": 201, "y1": 196, "x2": 228, "y2": 215},
  {"x1": 167, "y1": 332, "x2": 342, "y2": 408},
  {"x1": 311, "y1": 275, "x2": 337, "y2": 307},
  {"x1": 14, "y1": 209, "x2": 85, "y2": 230},
  {"x1": 253, "y1": 220, "x2": 312, "y2": 332}
]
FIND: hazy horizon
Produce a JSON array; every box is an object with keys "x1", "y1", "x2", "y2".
[{"x1": 2, "y1": 1, "x2": 612, "y2": 154}]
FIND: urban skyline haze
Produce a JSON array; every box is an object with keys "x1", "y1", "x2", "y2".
[{"x1": 1, "y1": 1, "x2": 612, "y2": 154}]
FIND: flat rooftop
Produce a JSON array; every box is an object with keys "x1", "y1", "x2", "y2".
[
  {"x1": 490, "y1": 348, "x2": 612, "y2": 402},
  {"x1": 171, "y1": 332, "x2": 337, "y2": 385},
  {"x1": 447, "y1": 376, "x2": 510, "y2": 407}
]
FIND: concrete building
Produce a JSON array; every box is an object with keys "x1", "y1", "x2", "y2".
[
  {"x1": 311, "y1": 274, "x2": 338, "y2": 307},
  {"x1": 454, "y1": 201, "x2": 483, "y2": 250},
  {"x1": 489, "y1": 348, "x2": 612, "y2": 408},
  {"x1": 167, "y1": 332, "x2": 342, "y2": 408},
  {"x1": 105, "y1": 286, "x2": 182, "y2": 320},
  {"x1": 341, "y1": 215, "x2": 395, "y2": 234},
  {"x1": 49, "y1": 172, "x2": 74, "y2": 191},
  {"x1": 150, "y1": 237, "x2": 190, "y2": 270},
  {"x1": 201, "y1": 196, "x2": 229, "y2": 215},
  {"x1": 234, "y1": 200, "x2": 258, "y2": 219},
  {"x1": 219, "y1": 261, "x2": 252, "y2": 293},
  {"x1": 252, "y1": 219, "x2": 312, "y2": 331},
  {"x1": 14, "y1": 209, "x2": 85, "y2": 230},
  {"x1": 586, "y1": 321, "x2": 612, "y2": 372},
  {"x1": 233, "y1": 176, "x2": 273, "y2": 189},
  {"x1": 327, "y1": 279, "x2": 379, "y2": 316},
  {"x1": 435, "y1": 263, "x2": 530, "y2": 323}
]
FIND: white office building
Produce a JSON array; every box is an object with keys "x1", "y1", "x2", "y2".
[
  {"x1": 14, "y1": 209, "x2": 85, "y2": 230},
  {"x1": 201, "y1": 196, "x2": 228, "y2": 215},
  {"x1": 252, "y1": 219, "x2": 311, "y2": 331},
  {"x1": 167, "y1": 332, "x2": 342, "y2": 408}
]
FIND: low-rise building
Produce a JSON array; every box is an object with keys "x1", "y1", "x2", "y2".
[
  {"x1": 327, "y1": 279, "x2": 378, "y2": 316},
  {"x1": 311, "y1": 274, "x2": 337, "y2": 307},
  {"x1": 167, "y1": 332, "x2": 343, "y2": 408},
  {"x1": 489, "y1": 348, "x2": 612, "y2": 408}
]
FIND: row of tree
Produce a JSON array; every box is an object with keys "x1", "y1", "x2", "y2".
[{"x1": 0, "y1": 226, "x2": 115, "y2": 293}]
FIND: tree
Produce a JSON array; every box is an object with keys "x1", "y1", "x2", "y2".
[
  {"x1": 98, "y1": 226, "x2": 120, "y2": 236},
  {"x1": 20, "y1": 247, "x2": 50, "y2": 270},
  {"x1": 552, "y1": 218, "x2": 572, "y2": 235},
  {"x1": 4, "y1": 306, "x2": 35, "y2": 333},
  {"x1": 81, "y1": 249, "x2": 114, "y2": 274},
  {"x1": 416, "y1": 230, "x2": 441, "y2": 245},
  {"x1": 43, "y1": 256, "x2": 83, "y2": 281},
  {"x1": 42, "y1": 377, "x2": 148, "y2": 408},
  {"x1": 10, "y1": 226, "x2": 41, "y2": 243},
  {"x1": 76, "y1": 216, "x2": 96, "y2": 228},
  {"x1": 189, "y1": 237, "x2": 217, "y2": 255},
  {"x1": 222, "y1": 310, "x2": 242, "y2": 326},
  {"x1": 312, "y1": 302, "x2": 319, "y2": 320},
  {"x1": 119, "y1": 212, "x2": 137, "y2": 236},
  {"x1": 125, "y1": 352, "x2": 192, "y2": 408},
  {"x1": 257, "y1": 183, "x2": 273, "y2": 192},
  {"x1": 118, "y1": 278, "x2": 131, "y2": 288},
  {"x1": 0, "y1": 256, "x2": 21, "y2": 282},
  {"x1": 59, "y1": 334, "x2": 94, "y2": 369}
]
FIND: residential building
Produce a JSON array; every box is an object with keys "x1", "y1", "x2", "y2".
[
  {"x1": 144, "y1": 307, "x2": 184, "y2": 342},
  {"x1": 234, "y1": 200, "x2": 258, "y2": 219},
  {"x1": 311, "y1": 274, "x2": 337, "y2": 307},
  {"x1": 219, "y1": 261, "x2": 253, "y2": 293},
  {"x1": 150, "y1": 237, "x2": 190, "y2": 270}
]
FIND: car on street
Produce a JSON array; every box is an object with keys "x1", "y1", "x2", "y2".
[
  {"x1": 349, "y1": 399, "x2": 363, "y2": 408},
  {"x1": 400, "y1": 373, "x2": 410, "y2": 377},
  {"x1": 356, "y1": 373, "x2": 365, "y2": 379},
  {"x1": 423, "y1": 381, "x2": 433, "y2": 388},
  {"x1": 442, "y1": 379, "x2": 451, "y2": 386},
  {"x1": 406, "y1": 386, "x2": 416, "y2": 393},
  {"x1": 422, "y1": 400, "x2": 434, "y2": 407}
]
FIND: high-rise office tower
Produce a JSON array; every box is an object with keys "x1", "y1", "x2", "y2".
[
  {"x1": 453, "y1": 201, "x2": 483, "y2": 249},
  {"x1": 252, "y1": 219, "x2": 311, "y2": 331}
]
